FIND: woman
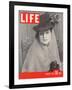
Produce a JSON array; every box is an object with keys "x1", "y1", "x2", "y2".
[{"x1": 22, "y1": 13, "x2": 61, "y2": 72}]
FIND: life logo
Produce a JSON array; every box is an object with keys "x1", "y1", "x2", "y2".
[{"x1": 20, "y1": 12, "x2": 40, "y2": 24}]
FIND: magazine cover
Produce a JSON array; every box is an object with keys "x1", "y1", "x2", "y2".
[
  {"x1": 19, "y1": 11, "x2": 63, "y2": 79},
  {"x1": 9, "y1": 1, "x2": 70, "y2": 88}
]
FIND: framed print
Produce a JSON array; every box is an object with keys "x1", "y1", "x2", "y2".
[{"x1": 9, "y1": 1, "x2": 70, "y2": 89}]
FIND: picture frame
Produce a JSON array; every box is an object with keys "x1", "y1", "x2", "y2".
[{"x1": 9, "y1": 1, "x2": 70, "y2": 89}]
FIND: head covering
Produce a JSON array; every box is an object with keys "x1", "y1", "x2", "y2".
[{"x1": 33, "y1": 12, "x2": 59, "y2": 32}]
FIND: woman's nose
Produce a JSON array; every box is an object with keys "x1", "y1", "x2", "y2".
[{"x1": 43, "y1": 33, "x2": 46, "y2": 38}]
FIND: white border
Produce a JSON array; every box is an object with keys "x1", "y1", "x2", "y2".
[{"x1": 14, "y1": 5, "x2": 67, "y2": 85}]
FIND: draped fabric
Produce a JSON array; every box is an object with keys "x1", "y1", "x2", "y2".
[{"x1": 22, "y1": 30, "x2": 61, "y2": 72}]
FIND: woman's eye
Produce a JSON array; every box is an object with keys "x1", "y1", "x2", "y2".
[
  {"x1": 46, "y1": 31, "x2": 49, "y2": 34},
  {"x1": 40, "y1": 33, "x2": 43, "y2": 35}
]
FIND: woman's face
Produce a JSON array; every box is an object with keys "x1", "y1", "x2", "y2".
[{"x1": 39, "y1": 30, "x2": 52, "y2": 45}]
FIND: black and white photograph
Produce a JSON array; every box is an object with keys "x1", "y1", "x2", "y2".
[{"x1": 19, "y1": 11, "x2": 63, "y2": 77}]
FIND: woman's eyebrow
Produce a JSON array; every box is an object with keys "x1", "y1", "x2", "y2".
[
  {"x1": 46, "y1": 31, "x2": 49, "y2": 32},
  {"x1": 40, "y1": 32, "x2": 44, "y2": 34}
]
